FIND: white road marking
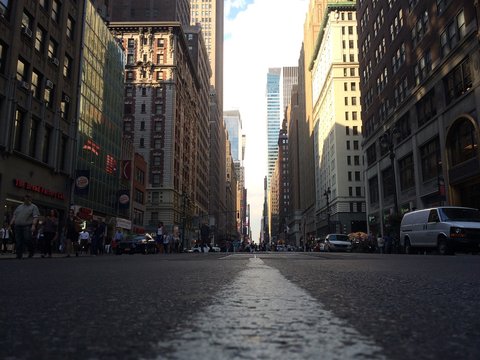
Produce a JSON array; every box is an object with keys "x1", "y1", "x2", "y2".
[{"x1": 156, "y1": 256, "x2": 385, "y2": 359}]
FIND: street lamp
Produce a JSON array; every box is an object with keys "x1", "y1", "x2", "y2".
[{"x1": 323, "y1": 187, "x2": 331, "y2": 233}]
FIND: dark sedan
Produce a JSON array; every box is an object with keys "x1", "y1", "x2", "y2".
[{"x1": 116, "y1": 234, "x2": 157, "y2": 255}]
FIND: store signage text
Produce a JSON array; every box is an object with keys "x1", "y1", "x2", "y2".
[{"x1": 14, "y1": 179, "x2": 65, "y2": 200}]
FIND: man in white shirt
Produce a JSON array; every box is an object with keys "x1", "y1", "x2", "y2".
[{"x1": 1, "y1": 222, "x2": 12, "y2": 254}]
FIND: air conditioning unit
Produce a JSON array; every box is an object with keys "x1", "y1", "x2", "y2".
[
  {"x1": 22, "y1": 27, "x2": 33, "y2": 38},
  {"x1": 20, "y1": 81, "x2": 30, "y2": 90},
  {"x1": 63, "y1": 95, "x2": 70, "y2": 103},
  {"x1": 46, "y1": 80, "x2": 54, "y2": 89},
  {"x1": 50, "y1": 57, "x2": 59, "y2": 66}
]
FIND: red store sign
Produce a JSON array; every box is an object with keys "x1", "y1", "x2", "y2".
[{"x1": 14, "y1": 179, "x2": 65, "y2": 200}]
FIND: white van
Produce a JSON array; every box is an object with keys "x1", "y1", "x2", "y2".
[{"x1": 400, "y1": 207, "x2": 480, "y2": 255}]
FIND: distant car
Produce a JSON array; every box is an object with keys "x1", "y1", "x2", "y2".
[
  {"x1": 189, "y1": 244, "x2": 221, "y2": 253},
  {"x1": 324, "y1": 234, "x2": 352, "y2": 252},
  {"x1": 116, "y1": 234, "x2": 157, "y2": 255}
]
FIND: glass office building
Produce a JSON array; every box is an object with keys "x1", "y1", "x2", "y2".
[{"x1": 73, "y1": 1, "x2": 125, "y2": 218}]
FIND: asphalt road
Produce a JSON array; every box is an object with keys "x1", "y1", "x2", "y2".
[{"x1": 0, "y1": 252, "x2": 479, "y2": 360}]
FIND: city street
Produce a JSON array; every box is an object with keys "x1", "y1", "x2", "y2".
[{"x1": 1, "y1": 252, "x2": 479, "y2": 360}]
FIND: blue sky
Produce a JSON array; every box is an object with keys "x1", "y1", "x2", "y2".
[{"x1": 225, "y1": 0, "x2": 254, "y2": 20}]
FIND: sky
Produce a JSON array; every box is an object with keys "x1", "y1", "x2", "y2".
[{"x1": 223, "y1": 0, "x2": 309, "y2": 242}]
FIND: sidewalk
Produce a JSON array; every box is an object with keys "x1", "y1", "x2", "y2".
[{"x1": 0, "y1": 252, "x2": 98, "y2": 259}]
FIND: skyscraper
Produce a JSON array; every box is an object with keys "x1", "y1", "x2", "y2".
[
  {"x1": 266, "y1": 68, "x2": 281, "y2": 190},
  {"x1": 109, "y1": 0, "x2": 191, "y2": 27},
  {"x1": 189, "y1": 0, "x2": 224, "y2": 106},
  {"x1": 282, "y1": 67, "x2": 299, "y2": 112}
]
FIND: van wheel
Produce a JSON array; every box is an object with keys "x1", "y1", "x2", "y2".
[
  {"x1": 404, "y1": 239, "x2": 412, "y2": 255},
  {"x1": 437, "y1": 238, "x2": 453, "y2": 255}
]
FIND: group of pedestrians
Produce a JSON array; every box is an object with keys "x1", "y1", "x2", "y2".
[
  {"x1": 155, "y1": 222, "x2": 182, "y2": 254},
  {"x1": 5, "y1": 194, "x2": 112, "y2": 259}
]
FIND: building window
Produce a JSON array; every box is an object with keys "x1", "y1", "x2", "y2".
[
  {"x1": 48, "y1": 38, "x2": 58, "y2": 59},
  {"x1": 63, "y1": 54, "x2": 72, "y2": 78},
  {"x1": 44, "y1": 84, "x2": 53, "y2": 108},
  {"x1": 354, "y1": 155, "x2": 360, "y2": 165},
  {"x1": 14, "y1": 110, "x2": 24, "y2": 151},
  {"x1": 399, "y1": 154, "x2": 415, "y2": 190},
  {"x1": 42, "y1": 125, "x2": 52, "y2": 163},
  {"x1": 141, "y1": 104, "x2": 146, "y2": 113},
  {"x1": 60, "y1": 97, "x2": 69, "y2": 119},
  {"x1": 366, "y1": 144, "x2": 376, "y2": 166},
  {"x1": 447, "y1": 118, "x2": 477, "y2": 167},
  {"x1": 155, "y1": 104, "x2": 162, "y2": 114},
  {"x1": 51, "y1": 0, "x2": 61, "y2": 23},
  {"x1": 0, "y1": 41, "x2": 7, "y2": 74},
  {"x1": 347, "y1": 156, "x2": 351, "y2": 165},
  {"x1": 444, "y1": 57, "x2": 472, "y2": 104},
  {"x1": 31, "y1": 70, "x2": 41, "y2": 98},
  {"x1": 440, "y1": 10, "x2": 465, "y2": 57},
  {"x1": 369, "y1": 176, "x2": 379, "y2": 204},
  {"x1": 134, "y1": 189, "x2": 144, "y2": 204},
  {"x1": 414, "y1": 51, "x2": 431, "y2": 85},
  {"x1": 154, "y1": 139, "x2": 161, "y2": 149},
  {"x1": 352, "y1": 111, "x2": 358, "y2": 121},
  {"x1": 140, "y1": 121, "x2": 145, "y2": 131},
  {"x1": 416, "y1": 89, "x2": 437, "y2": 127},
  {"x1": 153, "y1": 156, "x2": 161, "y2": 166},
  {"x1": 28, "y1": 118, "x2": 39, "y2": 157},
  {"x1": 356, "y1": 187, "x2": 362, "y2": 196},
  {"x1": 139, "y1": 138, "x2": 144, "y2": 148},
  {"x1": 66, "y1": 16, "x2": 74, "y2": 40},
  {"x1": 154, "y1": 121, "x2": 161, "y2": 132},
  {"x1": 128, "y1": 39, "x2": 135, "y2": 48},
  {"x1": 353, "y1": 141, "x2": 359, "y2": 150},
  {"x1": 382, "y1": 167, "x2": 394, "y2": 198},
  {"x1": 346, "y1": 127, "x2": 350, "y2": 136},
  {"x1": 355, "y1": 171, "x2": 361, "y2": 181},
  {"x1": 35, "y1": 26, "x2": 46, "y2": 53},
  {"x1": 412, "y1": 10, "x2": 429, "y2": 47},
  {"x1": 420, "y1": 137, "x2": 441, "y2": 182},
  {"x1": 152, "y1": 174, "x2": 161, "y2": 186},
  {"x1": 16, "y1": 58, "x2": 28, "y2": 81}
]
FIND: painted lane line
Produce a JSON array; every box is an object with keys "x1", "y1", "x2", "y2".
[{"x1": 155, "y1": 257, "x2": 385, "y2": 360}]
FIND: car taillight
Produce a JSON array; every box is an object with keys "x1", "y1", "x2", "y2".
[{"x1": 450, "y1": 227, "x2": 466, "y2": 238}]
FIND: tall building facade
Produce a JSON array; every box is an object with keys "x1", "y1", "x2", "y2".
[
  {"x1": 1, "y1": 0, "x2": 89, "y2": 224},
  {"x1": 109, "y1": 22, "x2": 211, "y2": 241},
  {"x1": 282, "y1": 66, "x2": 298, "y2": 112},
  {"x1": 72, "y1": 0, "x2": 125, "y2": 227},
  {"x1": 109, "y1": 0, "x2": 191, "y2": 27},
  {"x1": 358, "y1": 0, "x2": 480, "y2": 236},
  {"x1": 223, "y1": 110, "x2": 246, "y2": 239},
  {"x1": 266, "y1": 67, "x2": 281, "y2": 190},
  {"x1": 189, "y1": 0, "x2": 224, "y2": 107},
  {"x1": 311, "y1": 4, "x2": 366, "y2": 236}
]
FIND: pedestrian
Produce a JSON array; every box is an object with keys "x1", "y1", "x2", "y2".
[
  {"x1": 163, "y1": 229, "x2": 171, "y2": 254},
  {"x1": 92, "y1": 221, "x2": 106, "y2": 256},
  {"x1": 111, "y1": 228, "x2": 123, "y2": 254},
  {"x1": 64, "y1": 209, "x2": 81, "y2": 257},
  {"x1": 377, "y1": 235, "x2": 385, "y2": 254},
  {"x1": 41, "y1": 209, "x2": 59, "y2": 258},
  {"x1": 156, "y1": 222, "x2": 164, "y2": 253},
  {"x1": 9, "y1": 194, "x2": 40, "y2": 259},
  {"x1": 172, "y1": 225, "x2": 181, "y2": 253},
  {"x1": 0, "y1": 222, "x2": 12, "y2": 254},
  {"x1": 78, "y1": 228, "x2": 91, "y2": 254}
]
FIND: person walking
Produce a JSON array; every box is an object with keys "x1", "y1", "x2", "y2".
[
  {"x1": 64, "y1": 209, "x2": 80, "y2": 257},
  {"x1": 41, "y1": 209, "x2": 59, "y2": 258},
  {"x1": 163, "y1": 229, "x2": 171, "y2": 254},
  {"x1": 78, "y1": 228, "x2": 91, "y2": 254},
  {"x1": 156, "y1": 222, "x2": 164, "y2": 253},
  {"x1": 0, "y1": 222, "x2": 12, "y2": 254},
  {"x1": 10, "y1": 194, "x2": 40, "y2": 259},
  {"x1": 377, "y1": 235, "x2": 385, "y2": 254},
  {"x1": 111, "y1": 228, "x2": 123, "y2": 254}
]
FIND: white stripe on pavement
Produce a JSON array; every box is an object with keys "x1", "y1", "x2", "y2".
[{"x1": 155, "y1": 256, "x2": 385, "y2": 360}]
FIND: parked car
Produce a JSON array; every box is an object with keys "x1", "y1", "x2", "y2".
[
  {"x1": 400, "y1": 206, "x2": 480, "y2": 255},
  {"x1": 116, "y1": 234, "x2": 157, "y2": 255},
  {"x1": 324, "y1": 234, "x2": 352, "y2": 252}
]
